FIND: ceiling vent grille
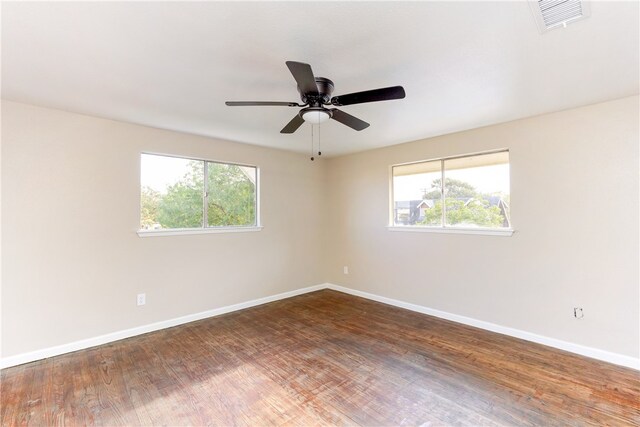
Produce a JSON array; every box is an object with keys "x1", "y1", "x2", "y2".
[{"x1": 530, "y1": 0, "x2": 590, "y2": 33}]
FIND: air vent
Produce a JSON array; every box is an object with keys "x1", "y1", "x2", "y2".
[{"x1": 530, "y1": 0, "x2": 590, "y2": 33}]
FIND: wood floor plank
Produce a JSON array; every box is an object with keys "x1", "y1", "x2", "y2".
[{"x1": 2, "y1": 290, "x2": 639, "y2": 426}]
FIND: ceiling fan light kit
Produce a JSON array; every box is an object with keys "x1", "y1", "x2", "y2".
[
  {"x1": 301, "y1": 108, "x2": 331, "y2": 124},
  {"x1": 226, "y1": 61, "x2": 406, "y2": 136}
]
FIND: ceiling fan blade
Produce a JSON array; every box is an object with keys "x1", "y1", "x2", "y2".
[
  {"x1": 225, "y1": 101, "x2": 301, "y2": 107},
  {"x1": 286, "y1": 61, "x2": 318, "y2": 95},
  {"x1": 280, "y1": 114, "x2": 305, "y2": 134},
  {"x1": 330, "y1": 109, "x2": 370, "y2": 131},
  {"x1": 331, "y1": 86, "x2": 406, "y2": 106}
]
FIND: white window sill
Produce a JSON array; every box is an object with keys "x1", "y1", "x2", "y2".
[
  {"x1": 387, "y1": 226, "x2": 514, "y2": 237},
  {"x1": 137, "y1": 226, "x2": 263, "y2": 237}
]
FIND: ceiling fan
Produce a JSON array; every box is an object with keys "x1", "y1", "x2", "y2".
[{"x1": 225, "y1": 61, "x2": 406, "y2": 134}]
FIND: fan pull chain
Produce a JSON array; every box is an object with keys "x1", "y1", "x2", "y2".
[
  {"x1": 318, "y1": 123, "x2": 322, "y2": 156},
  {"x1": 310, "y1": 124, "x2": 315, "y2": 161}
]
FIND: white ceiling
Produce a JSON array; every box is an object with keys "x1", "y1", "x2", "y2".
[{"x1": 2, "y1": 1, "x2": 638, "y2": 156}]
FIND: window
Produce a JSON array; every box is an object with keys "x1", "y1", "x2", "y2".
[
  {"x1": 391, "y1": 151, "x2": 510, "y2": 233},
  {"x1": 139, "y1": 153, "x2": 258, "y2": 233}
]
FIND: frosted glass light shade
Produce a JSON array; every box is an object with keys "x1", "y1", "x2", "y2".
[{"x1": 302, "y1": 110, "x2": 330, "y2": 124}]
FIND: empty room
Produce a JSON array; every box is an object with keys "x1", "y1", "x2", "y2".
[{"x1": 1, "y1": 1, "x2": 639, "y2": 426}]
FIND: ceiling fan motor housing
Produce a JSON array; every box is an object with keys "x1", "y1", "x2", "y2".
[{"x1": 299, "y1": 77, "x2": 334, "y2": 105}]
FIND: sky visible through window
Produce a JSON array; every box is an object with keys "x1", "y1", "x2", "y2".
[
  {"x1": 141, "y1": 154, "x2": 192, "y2": 193},
  {"x1": 394, "y1": 164, "x2": 510, "y2": 200}
]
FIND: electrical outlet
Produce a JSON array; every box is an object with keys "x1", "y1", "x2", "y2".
[
  {"x1": 573, "y1": 307, "x2": 583, "y2": 319},
  {"x1": 343, "y1": 266, "x2": 349, "y2": 275},
  {"x1": 137, "y1": 293, "x2": 146, "y2": 306}
]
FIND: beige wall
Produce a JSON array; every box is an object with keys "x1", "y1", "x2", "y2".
[
  {"x1": 2, "y1": 96, "x2": 638, "y2": 360},
  {"x1": 1, "y1": 101, "x2": 328, "y2": 357},
  {"x1": 325, "y1": 96, "x2": 639, "y2": 358}
]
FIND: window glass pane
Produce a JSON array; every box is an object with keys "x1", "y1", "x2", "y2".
[
  {"x1": 443, "y1": 152, "x2": 510, "y2": 228},
  {"x1": 207, "y1": 163, "x2": 256, "y2": 227},
  {"x1": 140, "y1": 154, "x2": 204, "y2": 229},
  {"x1": 392, "y1": 160, "x2": 442, "y2": 226}
]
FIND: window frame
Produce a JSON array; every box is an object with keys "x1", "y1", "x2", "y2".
[
  {"x1": 137, "y1": 152, "x2": 262, "y2": 237},
  {"x1": 388, "y1": 149, "x2": 513, "y2": 236}
]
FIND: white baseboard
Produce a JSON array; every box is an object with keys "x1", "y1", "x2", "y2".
[
  {"x1": 324, "y1": 283, "x2": 640, "y2": 371},
  {"x1": 3, "y1": 282, "x2": 638, "y2": 371},
  {"x1": 0, "y1": 284, "x2": 326, "y2": 369}
]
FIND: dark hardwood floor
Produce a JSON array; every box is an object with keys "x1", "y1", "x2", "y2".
[{"x1": 1, "y1": 290, "x2": 639, "y2": 426}]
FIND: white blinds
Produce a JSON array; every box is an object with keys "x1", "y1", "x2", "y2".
[{"x1": 393, "y1": 151, "x2": 508, "y2": 177}]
